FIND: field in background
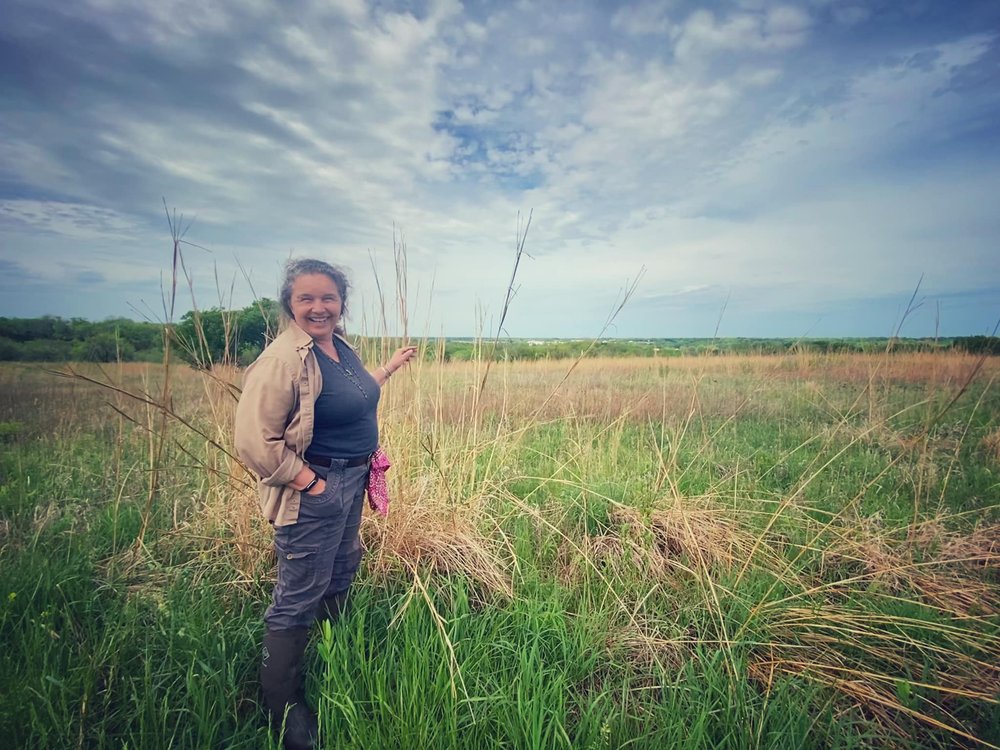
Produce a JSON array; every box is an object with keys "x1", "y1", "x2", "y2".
[{"x1": 0, "y1": 349, "x2": 998, "y2": 749}]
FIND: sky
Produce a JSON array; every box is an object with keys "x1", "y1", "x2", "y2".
[{"x1": 1, "y1": 0, "x2": 999, "y2": 339}]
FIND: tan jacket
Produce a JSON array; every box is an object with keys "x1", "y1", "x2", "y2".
[{"x1": 233, "y1": 322, "x2": 355, "y2": 526}]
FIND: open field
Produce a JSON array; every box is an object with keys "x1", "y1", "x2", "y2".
[{"x1": 1, "y1": 350, "x2": 998, "y2": 749}]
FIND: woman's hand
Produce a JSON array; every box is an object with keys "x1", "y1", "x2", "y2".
[
  {"x1": 292, "y1": 466, "x2": 326, "y2": 495},
  {"x1": 304, "y1": 478, "x2": 326, "y2": 495},
  {"x1": 376, "y1": 345, "x2": 418, "y2": 384},
  {"x1": 388, "y1": 345, "x2": 418, "y2": 373}
]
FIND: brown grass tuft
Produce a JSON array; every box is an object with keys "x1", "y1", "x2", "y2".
[
  {"x1": 556, "y1": 532, "x2": 658, "y2": 588},
  {"x1": 753, "y1": 603, "x2": 1000, "y2": 748},
  {"x1": 605, "y1": 616, "x2": 687, "y2": 673},
  {"x1": 822, "y1": 516, "x2": 1000, "y2": 618},
  {"x1": 363, "y1": 504, "x2": 513, "y2": 600},
  {"x1": 981, "y1": 428, "x2": 1000, "y2": 463}
]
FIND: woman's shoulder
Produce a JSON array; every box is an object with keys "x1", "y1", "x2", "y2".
[
  {"x1": 260, "y1": 325, "x2": 314, "y2": 358},
  {"x1": 243, "y1": 349, "x2": 296, "y2": 384},
  {"x1": 246, "y1": 328, "x2": 309, "y2": 376}
]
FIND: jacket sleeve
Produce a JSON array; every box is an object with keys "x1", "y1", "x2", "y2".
[{"x1": 234, "y1": 356, "x2": 306, "y2": 487}]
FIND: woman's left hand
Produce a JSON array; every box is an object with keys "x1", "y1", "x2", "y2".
[{"x1": 386, "y1": 346, "x2": 418, "y2": 375}]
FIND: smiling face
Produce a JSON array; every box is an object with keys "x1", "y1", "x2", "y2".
[{"x1": 289, "y1": 272, "x2": 343, "y2": 342}]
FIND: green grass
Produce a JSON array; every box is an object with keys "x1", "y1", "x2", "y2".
[{"x1": 1, "y1": 361, "x2": 998, "y2": 748}]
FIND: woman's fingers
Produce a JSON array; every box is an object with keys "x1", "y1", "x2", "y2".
[{"x1": 387, "y1": 346, "x2": 417, "y2": 372}]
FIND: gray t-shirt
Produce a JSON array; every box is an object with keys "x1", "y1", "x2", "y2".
[{"x1": 309, "y1": 337, "x2": 380, "y2": 457}]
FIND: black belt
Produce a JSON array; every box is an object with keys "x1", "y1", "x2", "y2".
[{"x1": 305, "y1": 452, "x2": 371, "y2": 468}]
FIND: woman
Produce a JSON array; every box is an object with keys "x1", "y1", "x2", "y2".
[{"x1": 234, "y1": 258, "x2": 416, "y2": 750}]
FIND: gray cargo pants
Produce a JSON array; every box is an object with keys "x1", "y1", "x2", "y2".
[{"x1": 264, "y1": 459, "x2": 368, "y2": 631}]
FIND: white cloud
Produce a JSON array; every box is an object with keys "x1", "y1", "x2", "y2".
[
  {"x1": 674, "y1": 5, "x2": 812, "y2": 61},
  {"x1": 1, "y1": 0, "x2": 997, "y2": 335},
  {"x1": 0, "y1": 200, "x2": 140, "y2": 240},
  {"x1": 0, "y1": 140, "x2": 74, "y2": 192},
  {"x1": 699, "y1": 33, "x2": 997, "y2": 212},
  {"x1": 74, "y1": 0, "x2": 265, "y2": 58},
  {"x1": 610, "y1": 1, "x2": 676, "y2": 36}
]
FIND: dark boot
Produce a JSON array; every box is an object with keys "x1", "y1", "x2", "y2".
[
  {"x1": 318, "y1": 589, "x2": 351, "y2": 625},
  {"x1": 260, "y1": 628, "x2": 317, "y2": 750}
]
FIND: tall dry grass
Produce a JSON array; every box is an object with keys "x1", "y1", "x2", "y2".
[
  {"x1": 11, "y1": 339, "x2": 999, "y2": 746},
  {"x1": 16, "y1": 224, "x2": 997, "y2": 747}
]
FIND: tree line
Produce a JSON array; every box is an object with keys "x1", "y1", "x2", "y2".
[
  {"x1": 1, "y1": 308, "x2": 998, "y2": 363},
  {"x1": 440, "y1": 336, "x2": 1000, "y2": 361},
  {"x1": 0, "y1": 300, "x2": 280, "y2": 365},
  {"x1": 0, "y1": 315, "x2": 164, "y2": 362}
]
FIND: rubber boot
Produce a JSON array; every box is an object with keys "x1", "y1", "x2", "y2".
[
  {"x1": 260, "y1": 628, "x2": 317, "y2": 750},
  {"x1": 318, "y1": 589, "x2": 351, "y2": 625}
]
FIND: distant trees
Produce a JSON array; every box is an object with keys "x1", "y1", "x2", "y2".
[
  {"x1": 0, "y1": 316, "x2": 163, "y2": 362},
  {"x1": 0, "y1": 300, "x2": 283, "y2": 365},
  {"x1": 172, "y1": 299, "x2": 279, "y2": 367},
  {"x1": 951, "y1": 336, "x2": 1000, "y2": 355},
  {"x1": 1, "y1": 311, "x2": 997, "y2": 364}
]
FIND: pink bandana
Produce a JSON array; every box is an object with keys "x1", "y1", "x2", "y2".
[{"x1": 366, "y1": 447, "x2": 391, "y2": 517}]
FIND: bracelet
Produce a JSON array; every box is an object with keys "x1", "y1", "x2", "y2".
[
  {"x1": 301, "y1": 474, "x2": 320, "y2": 493},
  {"x1": 380, "y1": 365, "x2": 392, "y2": 379}
]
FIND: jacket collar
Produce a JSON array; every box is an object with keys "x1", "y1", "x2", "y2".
[{"x1": 284, "y1": 320, "x2": 315, "y2": 351}]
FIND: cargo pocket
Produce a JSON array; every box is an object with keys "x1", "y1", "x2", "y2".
[{"x1": 272, "y1": 540, "x2": 321, "y2": 602}]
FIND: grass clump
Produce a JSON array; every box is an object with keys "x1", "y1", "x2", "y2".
[{"x1": 1, "y1": 316, "x2": 998, "y2": 747}]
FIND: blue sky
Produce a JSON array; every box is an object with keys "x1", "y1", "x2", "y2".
[{"x1": 1, "y1": 0, "x2": 998, "y2": 338}]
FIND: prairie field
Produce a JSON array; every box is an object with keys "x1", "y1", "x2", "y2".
[{"x1": 0, "y1": 349, "x2": 998, "y2": 749}]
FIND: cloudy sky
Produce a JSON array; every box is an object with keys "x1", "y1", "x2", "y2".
[{"x1": 1, "y1": 0, "x2": 998, "y2": 338}]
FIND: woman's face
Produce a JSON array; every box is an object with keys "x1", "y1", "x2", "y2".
[{"x1": 289, "y1": 273, "x2": 343, "y2": 341}]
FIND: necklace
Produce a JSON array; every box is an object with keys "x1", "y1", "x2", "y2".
[{"x1": 318, "y1": 340, "x2": 369, "y2": 400}]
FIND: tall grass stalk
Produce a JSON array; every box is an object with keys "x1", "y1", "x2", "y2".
[{"x1": 4, "y1": 220, "x2": 999, "y2": 747}]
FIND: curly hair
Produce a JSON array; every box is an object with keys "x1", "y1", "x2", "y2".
[{"x1": 278, "y1": 258, "x2": 350, "y2": 333}]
